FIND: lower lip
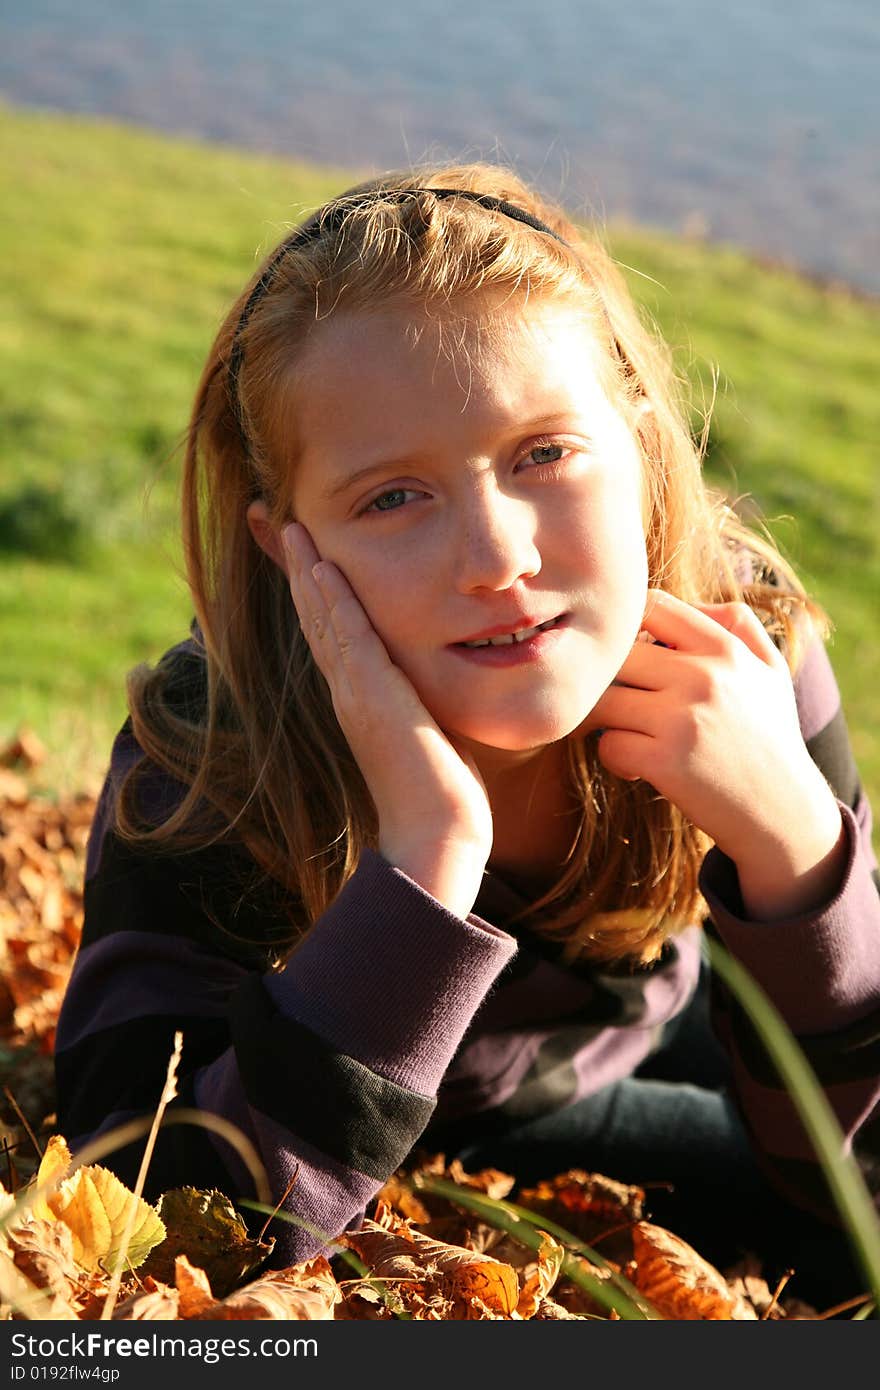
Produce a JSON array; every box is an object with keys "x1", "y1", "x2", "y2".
[{"x1": 448, "y1": 616, "x2": 570, "y2": 666}]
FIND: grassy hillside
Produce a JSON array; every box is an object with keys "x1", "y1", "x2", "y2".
[{"x1": 1, "y1": 103, "x2": 877, "y2": 824}]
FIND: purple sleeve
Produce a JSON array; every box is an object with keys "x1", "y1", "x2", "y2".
[
  {"x1": 698, "y1": 634, "x2": 880, "y2": 1221},
  {"x1": 192, "y1": 850, "x2": 517, "y2": 1263}
]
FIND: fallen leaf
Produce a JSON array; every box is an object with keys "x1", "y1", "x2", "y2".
[
  {"x1": 188, "y1": 1254, "x2": 340, "y2": 1320},
  {"x1": 174, "y1": 1255, "x2": 216, "y2": 1318},
  {"x1": 113, "y1": 1277, "x2": 182, "y2": 1321},
  {"x1": 517, "y1": 1168, "x2": 644, "y2": 1265},
  {"x1": 338, "y1": 1201, "x2": 520, "y2": 1319},
  {"x1": 142, "y1": 1187, "x2": 274, "y2": 1297},
  {"x1": 631, "y1": 1222, "x2": 757, "y2": 1320},
  {"x1": 515, "y1": 1234, "x2": 565, "y2": 1318},
  {"x1": 533, "y1": 1296, "x2": 590, "y2": 1319},
  {"x1": 0, "y1": 1241, "x2": 79, "y2": 1319},
  {"x1": 2, "y1": 1212, "x2": 89, "y2": 1312},
  {"x1": 36, "y1": 1150, "x2": 166, "y2": 1273}
]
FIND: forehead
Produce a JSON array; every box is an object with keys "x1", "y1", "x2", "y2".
[{"x1": 290, "y1": 295, "x2": 609, "y2": 434}]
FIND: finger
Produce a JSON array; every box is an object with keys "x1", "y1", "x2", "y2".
[
  {"x1": 282, "y1": 520, "x2": 319, "y2": 576},
  {"x1": 689, "y1": 599, "x2": 788, "y2": 671},
  {"x1": 595, "y1": 728, "x2": 654, "y2": 782},
  {"x1": 310, "y1": 560, "x2": 417, "y2": 711},
  {"x1": 590, "y1": 683, "x2": 661, "y2": 735},
  {"x1": 639, "y1": 589, "x2": 732, "y2": 656},
  {"x1": 282, "y1": 525, "x2": 334, "y2": 658},
  {"x1": 607, "y1": 637, "x2": 672, "y2": 691}
]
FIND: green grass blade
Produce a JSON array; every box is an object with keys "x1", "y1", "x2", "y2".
[{"x1": 703, "y1": 934, "x2": 880, "y2": 1306}]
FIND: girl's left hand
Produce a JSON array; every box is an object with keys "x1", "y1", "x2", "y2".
[{"x1": 591, "y1": 589, "x2": 846, "y2": 916}]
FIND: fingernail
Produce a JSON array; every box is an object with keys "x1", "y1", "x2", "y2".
[{"x1": 281, "y1": 523, "x2": 296, "y2": 553}]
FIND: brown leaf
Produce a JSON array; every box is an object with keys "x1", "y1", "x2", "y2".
[
  {"x1": 113, "y1": 1277, "x2": 182, "y2": 1321},
  {"x1": 631, "y1": 1222, "x2": 757, "y2": 1320},
  {"x1": 3, "y1": 1213, "x2": 87, "y2": 1312},
  {"x1": 459, "y1": 1221, "x2": 565, "y2": 1318},
  {"x1": 534, "y1": 1296, "x2": 590, "y2": 1319},
  {"x1": 175, "y1": 1255, "x2": 216, "y2": 1318},
  {"x1": 410, "y1": 1150, "x2": 516, "y2": 1201},
  {"x1": 517, "y1": 1168, "x2": 644, "y2": 1265},
  {"x1": 338, "y1": 1201, "x2": 520, "y2": 1319},
  {"x1": 0, "y1": 1239, "x2": 80, "y2": 1319},
  {"x1": 334, "y1": 1277, "x2": 404, "y2": 1320},
  {"x1": 373, "y1": 1171, "x2": 432, "y2": 1225},
  {"x1": 193, "y1": 1255, "x2": 340, "y2": 1321}
]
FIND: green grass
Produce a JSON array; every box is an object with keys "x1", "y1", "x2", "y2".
[{"x1": 1, "y1": 102, "x2": 878, "y2": 822}]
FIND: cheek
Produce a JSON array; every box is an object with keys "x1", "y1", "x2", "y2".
[{"x1": 341, "y1": 556, "x2": 427, "y2": 653}]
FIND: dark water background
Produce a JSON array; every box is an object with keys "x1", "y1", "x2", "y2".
[{"x1": 2, "y1": 0, "x2": 878, "y2": 293}]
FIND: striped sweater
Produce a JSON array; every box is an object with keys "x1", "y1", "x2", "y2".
[{"x1": 55, "y1": 620, "x2": 880, "y2": 1265}]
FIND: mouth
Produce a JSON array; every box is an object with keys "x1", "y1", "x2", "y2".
[
  {"x1": 449, "y1": 614, "x2": 570, "y2": 665},
  {"x1": 452, "y1": 615, "x2": 566, "y2": 649}
]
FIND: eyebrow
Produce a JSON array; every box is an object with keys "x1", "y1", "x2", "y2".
[
  {"x1": 319, "y1": 412, "x2": 586, "y2": 501},
  {"x1": 321, "y1": 458, "x2": 413, "y2": 501}
]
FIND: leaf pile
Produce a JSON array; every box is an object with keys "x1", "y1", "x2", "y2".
[
  {"x1": 0, "y1": 733, "x2": 96, "y2": 1185},
  {"x1": 2, "y1": 1142, "x2": 826, "y2": 1321}
]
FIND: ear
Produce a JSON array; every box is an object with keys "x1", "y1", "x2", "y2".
[{"x1": 246, "y1": 499, "x2": 288, "y2": 577}]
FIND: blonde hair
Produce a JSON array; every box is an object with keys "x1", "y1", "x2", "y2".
[{"x1": 115, "y1": 161, "x2": 830, "y2": 968}]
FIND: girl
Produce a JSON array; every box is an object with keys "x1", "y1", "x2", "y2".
[{"x1": 55, "y1": 165, "x2": 880, "y2": 1308}]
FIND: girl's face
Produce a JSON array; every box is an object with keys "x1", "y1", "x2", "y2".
[{"x1": 284, "y1": 295, "x2": 649, "y2": 760}]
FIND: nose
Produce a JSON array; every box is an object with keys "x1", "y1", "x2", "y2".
[{"x1": 451, "y1": 486, "x2": 541, "y2": 592}]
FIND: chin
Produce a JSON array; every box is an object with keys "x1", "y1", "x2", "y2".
[{"x1": 443, "y1": 703, "x2": 587, "y2": 753}]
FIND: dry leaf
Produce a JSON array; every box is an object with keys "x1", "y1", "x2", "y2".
[
  {"x1": 142, "y1": 1187, "x2": 273, "y2": 1297},
  {"x1": 515, "y1": 1234, "x2": 565, "y2": 1318},
  {"x1": 373, "y1": 1171, "x2": 432, "y2": 1225},
  {"x1": 334, "y1": 1276, "x2": 405, "y2": 1320},
  {"x1": 3, "y1": 1210, "x2": 85, "y2": 1308},
  {"x1": 187, "y1": 1254, "x2": 340, "y2": 1320},
  {"x1": 338, "y1": 1201, "x2": 520, "y2": 1319},
  {"x1": 517, "y1": 1168, "x2": 644, "y2": 1264},
  {"x1": 175, "y1": 1255, "x2": 216, "y2": 1318},
  {"x1": 0, "y1": 1241, "x2": 79, "y2": 1319},
  {"x1": 113, "y1": 1277, "x2": 182, "y2": 1321},
  {"x1": 631, "y1": 1222, "x2": 757, "y2": 1320},
  {"x1": 534, "y1": 1297, "x2": 590, "y2": 1319}
]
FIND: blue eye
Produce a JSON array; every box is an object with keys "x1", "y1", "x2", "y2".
[
  {"x1": 527, "y1": 443, "x2": 566, "y2": 466},
  {"x1": 371, "y1": 489, "x2": 408, "y2": 512},
  {"x1": 361, "y1": 442, "x2": 572, "y2": 516}
]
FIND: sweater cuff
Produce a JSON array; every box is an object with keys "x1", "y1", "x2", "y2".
[
  {"x1": 265, "y1": 848, "x2": 517, "y2": 1094},
  {"x1": 699, "y1": 801, "x2": 880, "y2": 1033}
]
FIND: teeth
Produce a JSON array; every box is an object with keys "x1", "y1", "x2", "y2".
[{"x1": 462, "y1": 618, "x2": 557, "y2": 649}]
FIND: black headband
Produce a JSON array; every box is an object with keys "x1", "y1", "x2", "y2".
[{"x1": 227, "y1": 188, "x2": 570, "y2": 447}]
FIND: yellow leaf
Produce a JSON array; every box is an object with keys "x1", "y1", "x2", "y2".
[
  {"x1": 32, "y1": 1135, "x2": 73, "y2": 1221},
  {"x1": 515, "y1": 1234, "x2": 565, "y2": 1318},
  {"x1": 47, "y1": 1165, "x2": 166, "y2": 1274}
]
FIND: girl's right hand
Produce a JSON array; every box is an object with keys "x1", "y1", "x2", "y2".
[{"x1": 282, "y1": 522, "x2": 494, "y2": 919}]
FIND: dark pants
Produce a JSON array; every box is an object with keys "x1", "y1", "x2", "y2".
[{"x1": 425, "y1": 965, "x2": 867, "y2": 1312}]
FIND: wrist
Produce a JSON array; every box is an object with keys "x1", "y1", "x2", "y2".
[
  {"x1": 732, "y1": 788, "x2": 847, "y2": 922},
  {"x1": 379, "y1": 836, "x2": 489, "y2": 919}
]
